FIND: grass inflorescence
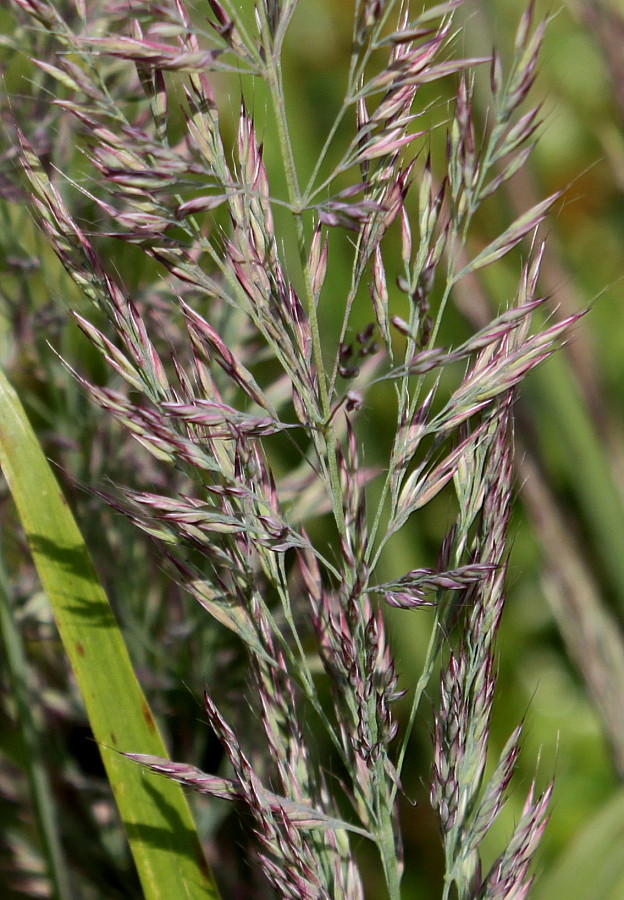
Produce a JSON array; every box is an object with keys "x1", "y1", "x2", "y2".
[{"x1": 0, "y1": 1, "x2": 587, "y2": 897}]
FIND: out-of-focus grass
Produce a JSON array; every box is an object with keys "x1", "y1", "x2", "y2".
[{"x1": 1, "y1": 1, "x2": 624, "y2": 898}]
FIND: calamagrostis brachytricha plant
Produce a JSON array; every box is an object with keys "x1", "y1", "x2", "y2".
[{"x1": 6, "y1": 0, "x2": 577, "y2": 896}]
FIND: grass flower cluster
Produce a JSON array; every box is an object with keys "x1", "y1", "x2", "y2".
[{"x1": 0, "y1": 1, "x2": 595, "y2": 898}]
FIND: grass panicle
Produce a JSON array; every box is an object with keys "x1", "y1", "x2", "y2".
[{"x1": 0, "y1": 0, "x2": 594, "y2": 897}]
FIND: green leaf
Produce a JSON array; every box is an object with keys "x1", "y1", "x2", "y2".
[{"x1": 0, "y1": 366, "x2": 220, "y2": 900}]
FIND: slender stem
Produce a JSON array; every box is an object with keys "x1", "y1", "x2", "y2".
[
  {"x1": 259, "y1": 13, "x2": 347, "y2": 537},
  {"x1": 395, "y1": 617, "x2": 441, "y2": 789},
  {"x1": 304, "y1": 47, "x2": 359, "y2": 200},
  {"x1": 376, "y1": 808, "x2": 402, "y2": 900}
]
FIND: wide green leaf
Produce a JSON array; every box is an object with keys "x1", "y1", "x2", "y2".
[{"x1": 0, "y1": 366, "x2": 220, "y2": 900}]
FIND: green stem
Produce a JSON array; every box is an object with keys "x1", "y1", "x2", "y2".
[
  {"x1": 394, "y1": 618, "x2": 441, "y2": 793},
  {"x1": 259, "y1": 15, "x2": 346, "y2": 537},
  {"x1": 376, "y1": 792, "x2": 403, "y2": 900}
]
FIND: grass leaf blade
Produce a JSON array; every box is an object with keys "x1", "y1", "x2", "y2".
[{"x1": 0, "y1": 366, "x2": 220, "y2": 900}]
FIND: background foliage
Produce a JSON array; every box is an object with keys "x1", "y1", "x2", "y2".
[{"x1": 1, "y1": 1, "x2": 624, "y2": 898}]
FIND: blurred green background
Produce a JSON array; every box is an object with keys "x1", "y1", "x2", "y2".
[{"x1": 2, "y1": 1, "x2": 624, "y2": 898}]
